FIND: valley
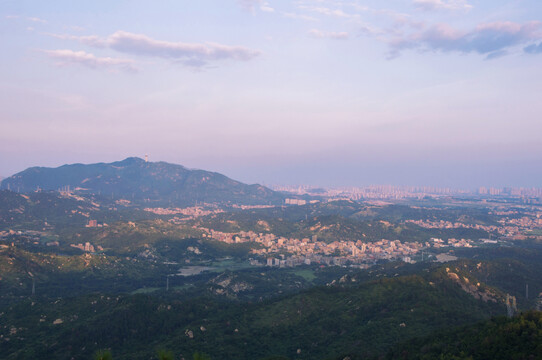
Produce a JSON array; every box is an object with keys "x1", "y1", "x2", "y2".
[{"x1": 1, "y1": 159, "x2": 542, "y2": 359}]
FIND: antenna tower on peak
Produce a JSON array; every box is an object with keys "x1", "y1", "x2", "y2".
[{"x1": 145, "y1": 154, "x2": 148, "y2": 163}]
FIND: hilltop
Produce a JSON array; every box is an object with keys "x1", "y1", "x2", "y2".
[{"x1": 0, "y1": 158, "x2": 284, "y2": 206}]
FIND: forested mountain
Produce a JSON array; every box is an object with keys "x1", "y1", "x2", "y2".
[
  {"x1": 0, "y1": 190, "x2": 152, "y2": 231},
  {"x1": 0, "y1": 263, "x2": 505, "y2": 360},
  {"x1": 0, "y1": 158, "x2": 283, "y2": 206},
  {"x1": 387, "y1": 311, "x2": 542, "y2": 360},
  {"x1": 1, "y1": 160, "x2": 540, "y2": 360}
]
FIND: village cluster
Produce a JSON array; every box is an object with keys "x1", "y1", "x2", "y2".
[{"x1": 197, "y1": 228, "x2": 480, "y2": 268}]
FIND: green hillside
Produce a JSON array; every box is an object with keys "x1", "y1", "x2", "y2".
[
  {"x1": 0, "y1": 190, "x2": 153, "y2": 231},
  {"x1": 0, "y1": 158, "x2": 284, "y2": 206},
  {"x1": 195, "y1": 206, "x2": 489, "y2": 243},
  {"x1": 387, "y1": 311, "x2": 542, "y2": 360},
  {"x1": 0, "y1": 265, "x2": 505, "y2": 360}
]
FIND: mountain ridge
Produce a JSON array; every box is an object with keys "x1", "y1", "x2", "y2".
[{"x1": 0, "y1": 157, "x2": 284, "y2": 206}]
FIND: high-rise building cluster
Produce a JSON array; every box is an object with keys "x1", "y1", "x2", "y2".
[{"x1": 274, "y1": 184, "x2": 542, "y2": 201}]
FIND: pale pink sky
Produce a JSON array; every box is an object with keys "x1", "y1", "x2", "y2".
[{"x1": 1, "y1": 0, "x2": 542, "y2": 187}]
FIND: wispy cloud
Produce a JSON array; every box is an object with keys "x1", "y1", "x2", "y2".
[
  {"x1": 260, "y1": 2, "x2": 275, "y2": 12},
  {"x1": 47, "y1": 33, "x2": 108, "y2": 48},
  {"x1": 5, "y1": 15, "x2": 48, "y2": 23},
  {"x1": 48, "y1": 31, "x2": 261, "y2": 67},
  {"x1": 237, "y1": 0, "x2": 274, "y2": 13},
  {"x1": 413, "y1": 0, "x2": 472, "y2": 11},
  {"x1": 389, "y1": 21, "x2": 542, "y2": 59},
  {"x1": 43, "y1": 49, "x2": 138, "y2": 72},
  {"x1": 524, "y1": 42, "x2": 542, "y2": 54},
  {"x1": 300, "y1": 5, "x2": 359, "y2": 19},
  {"x1": 109, "y1": 31, "x2": 260, "y2": 62},
  {"x1": 282, "y1": 12, "x2": 318, "y2": 21},
  {"x1": 308, "y1": 29, "x2": 349, "y2": 40},
  {"x1": 27, "y1": 17, "x2": 48, "y2": 24},
  {"x1": 66, "y1": 25, "x2": 86, "y2": 32}
]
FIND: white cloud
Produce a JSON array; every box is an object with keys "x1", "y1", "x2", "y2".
[
  {"x1": 260, "y1": 3, "x2": 275, "y2": 12},
  {"x1": 308, "y1": 29, "x2": 349, "y2": 40},
  {"x1": 525, "y1": 42, "x2": 542, "y2": 54},
  {"x1": 67, "y1": 25, "x2": 86, "y2": 32},
  {"x1": 282, "y1": 12, "x2": 318, "y2": 21},
  {"x1": 107, "y1": 31, "x2": 261, "y2": 65},
  {"x1": 413, "y1": 0, "x2": 472, "y2": 11},
  {"x1": 237, "y1": 0, "x2": 274, "y2": 13},
  {"x1": 389, "y1": 21, "x2": 542, "y2": 59},
  {"x1": 48, "y1": 31, "x2": 261, "y2": 67},
  {"x1": 43, "y1": 49, "x2": 138, "y2": 72},
  {"x1": 5, "y1": 15, "x2": 48, "y2": 23},
  {"x1": 47, "y1": 33, "x2": 108, "y2": 48},
  {"x1": 27, "y1": 16, "x2": 48, "y2": 24},
  {"x1": 300, "y1": 6, "x2": 359, "y2": 19}
]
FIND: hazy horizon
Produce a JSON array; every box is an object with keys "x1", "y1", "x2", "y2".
[
  {"x1": 2, "y1": 0, "x2": 542, "y2": 188},
  {"x1": 1, "y1": 155, "x2": 540, "y2": 190}
]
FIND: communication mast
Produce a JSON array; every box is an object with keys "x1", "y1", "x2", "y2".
[{"x1": 145, "y1": 154, "x2": 149, "y2": 163}]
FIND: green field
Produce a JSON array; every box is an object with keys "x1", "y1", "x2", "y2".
[
  {"x1": 290, "y1": 268, "x2": 316, "y2": 282},
  {"x1": 131, "y1": 287, "x2": 161, "y2": 294},
  {"x1": 208, "y1": 259, "x2": 254, "y2": 272}
]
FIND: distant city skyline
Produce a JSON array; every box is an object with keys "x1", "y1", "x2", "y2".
[
  {"x1": 1, "y1": 1, "x2": 542, "y2": 188},
  {"x1": 2, "y1": 155, "x2": 541, "y2": 190}
]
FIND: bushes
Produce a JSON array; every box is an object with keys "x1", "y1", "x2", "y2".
[{"x1": 94, "y1": 349, "x2": 212, "y2": 360}]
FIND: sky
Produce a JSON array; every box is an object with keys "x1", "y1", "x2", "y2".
[{"x1": 1, "y1": 0, "x2": 542, "y2": 189}]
